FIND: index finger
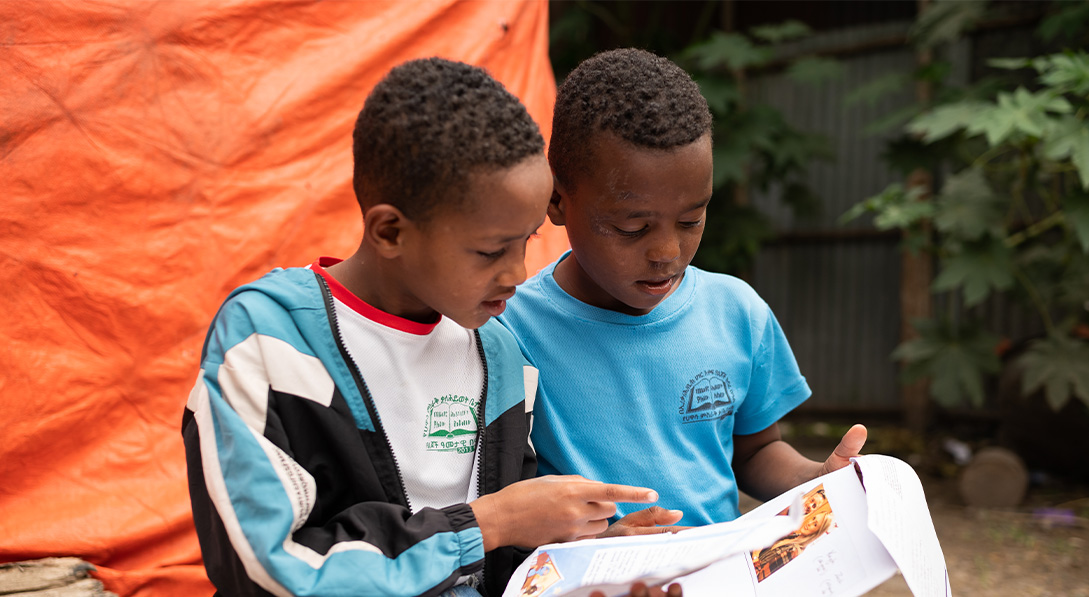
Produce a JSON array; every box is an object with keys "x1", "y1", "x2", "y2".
[{"x1": 588, "y1": 483, "x2": 659, "y2": 504}]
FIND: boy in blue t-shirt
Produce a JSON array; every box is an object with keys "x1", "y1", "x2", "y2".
[{"x1": 499, "y1": 49, "x2": 867, "y2": 528}]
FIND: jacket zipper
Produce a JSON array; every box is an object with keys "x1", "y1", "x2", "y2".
[
  {"x1": 315, "y1": 273, "x2": 413, "y2": 512},
  {"x1": 472, "y1": 328, "x2": 488, "y2": 592},
  {"x1": 474, "y1": 328, "x2": 488, "y2": 502}
]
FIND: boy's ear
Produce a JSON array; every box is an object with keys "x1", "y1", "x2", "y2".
[
  {"x1": 547, "y1": 175, "x2": 566, "y2": 226},
  {"x1": 362, "y1": 204, "x2": 409, "y2": 258}
]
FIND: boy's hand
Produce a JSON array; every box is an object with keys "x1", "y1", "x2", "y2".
[
  {"x1": 599, "y1": 506, "x2": 688, "y2": 538},
  {"x1": 590, "y1": 581, "x2": 683, "y2": 597},
  {"x1": 470, "y1": 475, "x2": 659, "y2": 551},
  {"x1": 816, "y1": 424, "x2": 867, "y2": 477}
]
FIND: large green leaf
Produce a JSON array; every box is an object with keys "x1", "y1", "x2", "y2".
[
  {"x1": 780, "y1": 182, "x2": 822, "y2": 221},
  {"x1": 711, "y1": 140, "x2": 748, "y2": 189},
  {"x1": 875, "y1": 201, "x2": 935, "y2": 231},
  {"x1": 864, "y1": 104, "x2": 925, "y2": 137},
  {"x1": 1017, "y1": 333, "x2": 1089, "y2": 410},
  {"x1": 1071, "y1": 126, "x2": 1089, "y2": 191},
  {"x1": 685, "y1": 31, "x2": 771, "y2": 72},
  {"x1": 933, "y1": 168, "x2": 1005, "y2": 241},
  {"x1": 932, "y1": 238, "x2": 1015, "y2": 306},
  {"x1": 893, "y1": 319, "x2": 1001, "y2": 408},
  {"x1": 839, "y1": 184, "x2": 931, "y2": 229},
  {"x1": 1046, "y1": 115, "x2": 1089, "y2": 190},
  {"x1": 749, "y1": 20, "x2": 811, "y2": 44},
  {"x1": 969, "y1": 87, "x2": 1072, "y2": 145},
  {"x1": 1038, "y1": 3, "x2": 1089, "y2": 43},
  {"x1": 909, "y1": 0, "x2": 986, "y2": 50},
  {"x1": 786, "y1": 56, "x2": 845, "y2": 87},
  {"x1": 694, "y1": 76, "x2": 740, "y2": 115},
  {"x1": 1067, "y1": 191, "x2": 1089, "y2": 253},
  {"x1": 736, "y1": 105, "x2": 784, "y2": 154},
  {"x1": 1037, "y1": 51, "x2": 1089, "y2": 95},
  {"x1": 1040, "y1": 115, "x2": 1083, "y2": 161},
  {"x1": 844, "y1": 72, "x2": 910, "y2": 108},
  {"x1": 906, "y1": 101, "x2": 990, "y2": 143},
  {"x1": 987, "y1": 57, "x2": 1033, "y2": 71},
  {"x1": 693, "y1": 202, "x2": 772, "y2": 275}
]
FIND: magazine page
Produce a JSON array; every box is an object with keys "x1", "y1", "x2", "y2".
[
  {"x1": 503, "y1": 454, "x2": 949, "y2": 597},
  {"x1": 676, "y1": 457, "x2": 899, "y2": 596},
  {"x1": 502, "y1": 495, "x2": 804, "y2": 597}
]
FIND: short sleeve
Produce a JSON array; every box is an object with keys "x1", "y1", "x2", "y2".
[{"x1": 733, "y1": 304, "x2": 811, "y2": 436}]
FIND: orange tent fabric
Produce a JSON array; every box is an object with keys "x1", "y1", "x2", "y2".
[{"x1": 0, "y1": 2, "x2": 567, "y2": 595}]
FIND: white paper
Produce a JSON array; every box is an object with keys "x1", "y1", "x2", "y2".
[
  {"x1": 855, "y1": 455, "x2": 953, "y2": 597},
  {"x1": 502, "y1": 455, "x2": 951, "y2": 597}
]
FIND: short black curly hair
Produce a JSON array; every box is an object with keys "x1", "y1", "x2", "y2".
[
  {"x1": 550, "y1": 48, "x2": 712, "y2": 191},
  {"x1": 352, "y1": 57, "x2": 544, "y2": 220}
]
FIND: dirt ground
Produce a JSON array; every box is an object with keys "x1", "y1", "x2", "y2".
[{"x1": 773, "y1": 424, "x2": 1089, "y2": 597}]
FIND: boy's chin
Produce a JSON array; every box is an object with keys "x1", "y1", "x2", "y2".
[
  {"x1": 613, "y1": 294, "x2": 666, "y2": 316},
  {"x1": 446, "y1": 309, "x2": 494, "y2": 330}
]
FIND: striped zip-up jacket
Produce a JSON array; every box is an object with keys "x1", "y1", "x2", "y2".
[{"x1": 182, "y1": 266, "x2": 537, "y2": 597}]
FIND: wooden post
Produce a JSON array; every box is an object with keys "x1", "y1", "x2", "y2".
[{"x1": 901, "y1": 0, "x2": 935, "y2": 434}]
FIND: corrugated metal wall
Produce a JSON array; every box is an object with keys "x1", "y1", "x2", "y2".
[
  {"x1": 743, "y1": 22, "x2": 955, "y2": 413},
  {"x1": 740, "y1": 19, "x2": 1044, "y2": 414}
]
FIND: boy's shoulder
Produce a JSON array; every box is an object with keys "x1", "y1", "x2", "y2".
[
  {"x1": 205, "y1": 266, "x2": 327, "y2": 352},
  {"x1": 221, "y1": 266, "x2": 324, "y2": 312},
  {"x1": 686, "y1": 265, "x2": 765, "y2": 305}
]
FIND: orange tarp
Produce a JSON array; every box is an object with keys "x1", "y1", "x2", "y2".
[{"x1": 0, "y1": 2, "x2": 566, "y2": 595}]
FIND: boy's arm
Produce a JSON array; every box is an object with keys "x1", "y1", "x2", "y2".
[{"x1": 733, "y1": 423, "x2": 867, "y2": 502}]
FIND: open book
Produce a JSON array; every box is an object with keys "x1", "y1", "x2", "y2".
[{"x1": 503, "y1": 455, "x2": 952, "y2": 597}]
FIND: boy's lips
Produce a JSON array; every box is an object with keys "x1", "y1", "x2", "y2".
[
  {"x1": 482, "y1": 291, "x2": 515, "y2": 317},
  {"x1": 481, "y1": 299, "x2": 507, "y2": 317},
  {"x1": 636, "y1": 275, "x2": 677, "y2": 296}
]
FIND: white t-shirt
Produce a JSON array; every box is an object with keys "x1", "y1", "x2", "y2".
[{"x1": 314, "y1": 260, "x2": 483, "y2": 513}]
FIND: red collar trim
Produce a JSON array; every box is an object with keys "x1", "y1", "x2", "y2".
[{"x1": 311, "y1": 257, "x2": 440, "y2": 335}]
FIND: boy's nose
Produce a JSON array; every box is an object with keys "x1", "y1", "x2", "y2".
[
  {"x1": 498, "y1": 254, "x2": 528, "y2": 287},
  {"x1": 647, "y1": 233, "x2": 681, "y2": 264}
]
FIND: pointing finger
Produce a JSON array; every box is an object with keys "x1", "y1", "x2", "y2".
[{"x1": 594, "y1": 484, "x2": 659, "y2": 504}]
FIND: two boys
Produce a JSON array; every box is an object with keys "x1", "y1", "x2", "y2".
[{"x1": 185, "y1": 49, "x2": 865, "y2": 596}]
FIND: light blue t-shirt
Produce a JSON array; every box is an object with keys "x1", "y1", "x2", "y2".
[{"x1": 499, "y1": 254, "x2": 811, "y2": 525}]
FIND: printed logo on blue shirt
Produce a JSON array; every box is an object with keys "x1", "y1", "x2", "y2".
[{"x1": 679, "y1": 370, "x2": 735, "y2": 423}]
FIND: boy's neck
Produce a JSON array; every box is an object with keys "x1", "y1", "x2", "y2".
[{"x1": 325, "y1": 249, "x2": 440, "y2": 325}]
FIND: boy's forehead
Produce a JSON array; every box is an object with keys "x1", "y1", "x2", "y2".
[
  {"x1": 581, "y1": 133, "x2": 713, "y2": 202},
  {"x1": 434, "y1": 156, "x2": 551, "y2": 235}
]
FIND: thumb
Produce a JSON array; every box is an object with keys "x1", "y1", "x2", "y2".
[
  {"x1": 823, "y1": 424, "x2": 867, "y2": 473},
  {"x1": 619, "y1": 505, "x2": 684, "y2": 528}
]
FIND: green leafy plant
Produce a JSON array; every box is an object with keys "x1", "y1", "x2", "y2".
[{"x1": 844, "y1": 11, "x2": 1089, "y2": 411}]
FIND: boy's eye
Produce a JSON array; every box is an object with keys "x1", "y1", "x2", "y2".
[
  {"x1": 680, "y1": 219, "x2": 703, "y2": 228},
  {"x1": 615, "y1": 226, "x2": 647, "y2": 237},
  {"x1": 478, "y1": 249, "x2": 506, "y2": 260}
]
